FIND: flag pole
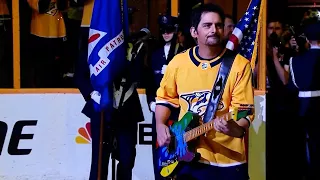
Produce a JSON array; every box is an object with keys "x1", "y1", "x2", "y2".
[{"x1": 97, "y1": 111, "x2": 104, "y2": 180}]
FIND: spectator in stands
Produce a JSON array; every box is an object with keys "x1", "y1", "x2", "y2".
[
  {"x1": 27, "y1": 0, "x2": 68, "y2": 87},
  {"x1": 62, "y1": 0, "x2": 83, "y2": 86}
]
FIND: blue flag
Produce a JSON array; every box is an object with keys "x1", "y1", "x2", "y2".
[{"x1": 88, "y1": 0, "x2": 129, "y2": 112}]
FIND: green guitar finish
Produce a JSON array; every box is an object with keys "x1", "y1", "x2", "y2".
[{"x1": 170, "y1": 111, "x2": 197, "y2": 132}]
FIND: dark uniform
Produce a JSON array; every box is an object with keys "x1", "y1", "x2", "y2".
[
  {"x1": 145, "y1": 15, "x2": 184, "y2": 180},
  {"x1": 288, "y1": 21, "x2": 320, "y2": 180},
  {"x1": 265, "y1": 44, "x2": 305, "y2": 180},
  {"x1": 74, "y1": 5, "x2": 144, "y2": 180}
]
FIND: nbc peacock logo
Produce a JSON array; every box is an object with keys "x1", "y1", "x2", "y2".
[{"x1": 75, "y1": 122, "x2": 92, "y2": 144}]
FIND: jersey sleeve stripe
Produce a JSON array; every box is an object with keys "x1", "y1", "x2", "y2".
[{"x1": 155, "y1": 100, "x2": 179, "y2": 108}]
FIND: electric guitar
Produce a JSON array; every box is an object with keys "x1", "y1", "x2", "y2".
[{"x1": 157, "y1": 107, "x2": 252, "y2": 178}]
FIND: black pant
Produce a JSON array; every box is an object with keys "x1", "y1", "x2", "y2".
[
  {"x1": 266, "y1": 94, "x2": 307, "y2": 180},
  {"x1": 176, "y1": 162, "x2": 249, "y2": 180},
  {"x1": 89, "y1": 111, "x2": 138, "y2": 180},
  {"x1": 304, "y1": 116, "x2": 320, "y2": 180}
]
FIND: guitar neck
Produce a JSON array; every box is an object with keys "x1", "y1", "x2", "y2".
[{"x1": 183, "y1": 112, "x2": 231, "y2": 143}]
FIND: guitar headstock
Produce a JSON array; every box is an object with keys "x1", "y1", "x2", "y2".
[{"x1": 229, "y1": 107, "x2": 254, "y2": 121}]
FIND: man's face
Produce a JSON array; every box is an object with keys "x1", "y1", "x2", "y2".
[
  {"x1": 224, "y1": 17, "x2": 235, "y2": 39},
  {"x1": 191, "y1": 12, "x2": 224, "y2": 47},
  {"x1": 177, "y1": 31, "x2": 185, "y2": 44},
  {"x1": 267, "y1": 21, "x2": 283, "y2": 37}
]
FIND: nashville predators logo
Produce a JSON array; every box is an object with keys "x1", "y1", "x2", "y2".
[
  {"x1": 46, "y1": 2, "x2": 58, "y2": 16},
  {"x1": 180, "y1": 91, "x2": 224, "y2": 116}
]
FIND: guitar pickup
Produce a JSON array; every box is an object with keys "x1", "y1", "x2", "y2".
[{"x1": 168, "y1": 135, "x2": 176, "y2": 152}]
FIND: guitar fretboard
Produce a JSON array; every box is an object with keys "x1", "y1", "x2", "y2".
[{"x1": 183, "y1": 112, "x2": 232, "y2": 142}]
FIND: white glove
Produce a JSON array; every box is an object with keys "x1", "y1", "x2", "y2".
[
  {"x1": 161, "y1": 65, "x2": 167, "y2": 75},
  {"x1": 90, "y1": 91, "x2": 101, "y2": 104},
  {"x1": 149, "y1": 101, "x2": 156, "y2": 112}
]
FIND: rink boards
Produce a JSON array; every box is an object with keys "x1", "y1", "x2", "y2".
[{"x1": 0, "y1": 92, "x2": 266, "y2": 180}]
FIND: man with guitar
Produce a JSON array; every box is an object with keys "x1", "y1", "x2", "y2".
[{"x1": 155, "y1": 3, "x2": 254, "y2": 180}]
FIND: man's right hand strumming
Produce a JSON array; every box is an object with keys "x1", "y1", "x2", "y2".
[
  {"x1": 155, "y1": 105, "x2": 173, "y2": 147},
  {"x1": 156, "y1": 123, "x2": 171, "y2": 147}
]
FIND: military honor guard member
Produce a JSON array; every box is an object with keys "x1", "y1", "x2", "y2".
[
  {"x1": 145, "y1": 15, "x2": 184, "y2": 180},
  {"x1": 288, "y1": 11, "x2": 320, "y2": 180}
]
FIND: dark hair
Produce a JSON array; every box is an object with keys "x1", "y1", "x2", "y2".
[
  {"x1": 267, "y1": 18, "x2": 285, "y2": 28},
  {"x1": 225, "y1": 14, "x2": 235, "y2": 23},
  {"x1": 191, "y1": 3, "x2": 225, "y2": 29}
]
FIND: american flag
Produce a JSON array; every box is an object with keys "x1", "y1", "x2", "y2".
[{"x1": 226, "y1": 0, "x2": 264, "y2": 69}]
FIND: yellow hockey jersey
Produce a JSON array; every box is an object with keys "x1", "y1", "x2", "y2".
[
  {"x1": 156, "y1": 46, "x2": 255, "y2": 166},
  {"x1": 27, "y1": 0, "x2": 66, "y2": 38}
]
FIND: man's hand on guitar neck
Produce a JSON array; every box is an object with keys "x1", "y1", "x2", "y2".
[{"x1": 213, "y1": 117, "x2": 249, "y2": 138}]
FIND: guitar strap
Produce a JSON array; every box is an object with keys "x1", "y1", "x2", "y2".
[{"x1": 202, "y1": 49, "x2": 236, "y2": 123}]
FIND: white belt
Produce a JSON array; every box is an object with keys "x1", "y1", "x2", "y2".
[{"x1": 299, "y1": 90, "x2": 320, "y2": 98}]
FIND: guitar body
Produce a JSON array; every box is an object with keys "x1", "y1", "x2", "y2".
[
  {"x1": 156, "y1": 107, "x2": 252, "y2": 178},
  {"x1": 157, "y1": 111, "x2": 201, "y2": 178}
]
